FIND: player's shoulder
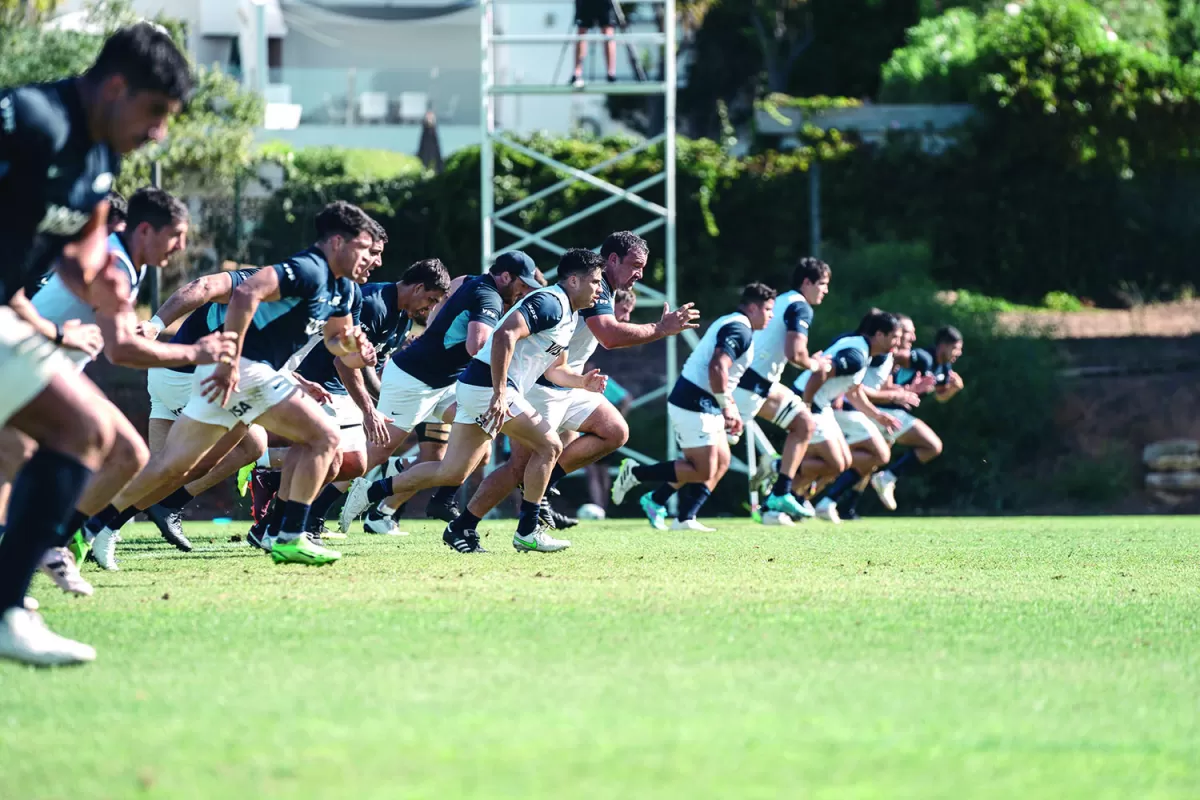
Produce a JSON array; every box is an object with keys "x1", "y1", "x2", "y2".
[
  {"x1": 1, "y1": 81, "x2": 72, "y2": 150},
  {"x1": 911, "y1": 347, "x2": 936, "y2": 371}
]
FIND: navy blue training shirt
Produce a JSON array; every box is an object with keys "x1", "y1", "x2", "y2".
[
  {"x1": 297, "y1": 281, "x2": 410, "y2": 395},
  {"x1": 391, "y1": 273, "x2": 504, "y2": 388},
  {"x1": 0, "y1": 79, "x2": 121, "y2": 303}
]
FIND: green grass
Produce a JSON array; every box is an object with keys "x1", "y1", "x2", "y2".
[{"x1": 3, "y1": 516, "x2": 1200, "y2": 798}]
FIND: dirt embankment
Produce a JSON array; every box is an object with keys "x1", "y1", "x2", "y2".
[{"x1": 999, "y1": 300, "x2": 1200, "y2": 339}]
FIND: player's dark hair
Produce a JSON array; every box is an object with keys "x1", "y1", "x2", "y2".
[
  {"x1": 126, "y1": 187, "x2": 188, "y2": 231},
  {"x1": 107, "y1": 191, "x2": 127, "y2": 226},
  {"x1": 856, "y1": 309, "x2": 900, "y2": 337},
  {"x1": 87, "y1": 23, "x2": 192, "y2": 102},
  {"x1": 314, "y1": 200, "x2": 373, "y2": 242},
  {"x1": 935, "y1": 325, "x2": 963, "y2": 346},
  {"x1": 613, "y1": 288, "x2": 635, "y2": 306},
  {"x1": 600, "y1": 231, "x2": 648, "y2": 261},
  {"x1": 558, "y1": 248, "x2": 605, "y2": 280},
  {"x1": 792, "y1": 257, "x2": 830, "y2": 289},
  {"x1": 739, "y1": 282, "x2": 777, "y2": 307},
  {"x1": 401, "y1": 259, "x2": 451, "y2": 293},
  {"x1": 369, "y1": 219, "x2": 388, "y2": 245}
]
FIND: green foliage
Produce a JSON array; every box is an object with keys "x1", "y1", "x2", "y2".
[
  {"x1": 256, "y1": 142, "x2": 424, "y2": 184},
  {"x1": 879, "y1": 9, "x2": 982, "y2": 103},
  {"x1": 1168, "y1": 0, "x2": 1200, "y2": 59}
]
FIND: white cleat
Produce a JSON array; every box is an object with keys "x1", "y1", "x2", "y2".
[
  {"x1": 38, "y1": 548, "x2": 94, "y2": 597},
  {"x1": 754, "y1": 455, "x2": 778, "y2": 497},
  {"x1": 0, "y1": 608, "x2": 96, "y2": 667},
  {"x1": 671, "y1": 518, "x2": 716, "y2": 532},
  {"x1": 364, "y1": 515, "x2": 408, "y2": 536},
  {"x1": 513, "y1": 528, "x2": 571, "y2": 552},
  {"x1": 610, "y1": 458, "x2": 641, "y2": 506},
  {"x1": 870, "y1": 470, "x2": 898, "y2": 511},
  {"x1": 760, "y1": 510, "x2": 794, "y2": 526},
  {"x1": 815, "y1": 498, "x2": 842, "y2": 525},
  {"x1": 339, "y1": 478, "x2": 373, "y2": 533},
  {"x1": 23, "y1": 597, "x2": 39, "y2": 612},
  {"x1": 91, "y1": 527, "x2": 121, "y2": 571}
]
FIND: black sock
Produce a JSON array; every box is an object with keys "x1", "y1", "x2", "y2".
[
  {"x1": 632, "y1": 461, "x2": 677, "y2": 483},
  {"x1": 888, "y1": 450, "x2": 921, "y2": 476},
  {"x1": 260, "y1": 469, "x2": 282, "y2": 496},
  {"x1": 157, "y1": 487, "x2": 194, "y2": 512},
  {"x1": 771, "y1": 473, "x2": 793, "y2": 497},
  {"x1": 676, "y1": 484, "x2": 712, "y2": 522},
  {"x1": 824, "y1": 469, "x2": 864, "y2": 502},
  {"x1": 264, "y1": 500, "x2": 284, "y2": 536},
  {"x1": 0, "y1": 450, "x2": 90, "y2": 611},
  {"x1": 54, "y1": 510, "x2": 89, "y2": 548},
  {"x1": 390, "y1": 503, "x2": 407, "y2": 520},
  {"x1": 517, "y1": 500, "x2": 540, "y2": 535},
  {"x1": 366, "y1": 477, "x2": 393, "y2": 505},
  {"x1": 279, "y1": 500, "x2": 311, "y2": 534},
  {"x1": 430, "y1": 484, "x2": 458, "y2": 506},
  {"x1": 546, "y1": 463, "x2": 567, "y2": 491},
  {"x1": 650, "y1": 483, "x2": 676, "y2": 506},
  {"x1": 450, "y1": 510, "x2": 481, "y2": 533},
  {"x1": 308, "y1": 485, "x2": 343, "y2": 523},
  {"x1": 838, "y1": 488, "x2": 863, "y2": 514}
]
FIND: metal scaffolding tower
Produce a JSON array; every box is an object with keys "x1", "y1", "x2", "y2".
[{"x1": 479, "y1": 0, "x2": 682, "y2": 462}]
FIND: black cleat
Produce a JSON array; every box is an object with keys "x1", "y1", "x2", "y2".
[
  {"x1": 426, "y1": 495, "x2": 461, "y2": 523},
  {"x1": 549, "y1": 507, "x2": 578, "y2": 530},
  {"x1": 146, "y1": 505, "x2": 192, "y2": 552},
  {"x1": 443, "y1": 525, "x2": 488, "y2": 553},
  {"x1": 537, "y1": 500, "x2": 556, "y2": 530},
  {"x1": 246, "y1": 518, "x2": 272, "y2": 552}
]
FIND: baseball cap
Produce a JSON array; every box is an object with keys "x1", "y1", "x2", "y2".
[{"x1": 491, "y1": 250, "x2": 542, "y2": 289}]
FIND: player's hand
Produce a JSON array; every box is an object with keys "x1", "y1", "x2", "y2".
[
  {"x1": 478, "y1": 389, "x2": 510, "y2": 437},
  {"x1": 723, "y1": 407, "x2": 743, "y2": 437},
  {"x1": 200, "y1": 360, "x2": 239, "y2": 407},
  {"x1": 581, "y1": 369, "x2": 608, "y2": 393},
  {"x1": 896, "y1": 389, "x2": 921, "y2": 409},
  {"x1": 363, "y1": 409, "x2": 393, "y2": 446},
  {"x1": 947, "y1": 371, "x2": 965, "y2": 391},
  {"x1": 294, "y1": 374, "x2": 333, "y2": 405},
  {"x1": 191, "y1": 331, "x2": 238, "y2": 366},
  {"x1": 810, "y1": 350, "x2": 833, "y2": 376},
  {"x1": 877, "y1": 413, "x2": 902, "y2": 434},
  {"x1": 910, "y1": 373, "x2": 937, "y2": 395},
  {"x1": 657, "y1": 302, "x2": 701, "y2": 336},
  {"x1": 59, "y1": 319, "x2": 104, "y2": 357},
  {"x1": 356, "y1": 332, "x2": 377, "y2": 367}
]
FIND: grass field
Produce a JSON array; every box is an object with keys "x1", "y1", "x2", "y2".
[{"x1": 2, "y1": 515, "x2": 1199, "y2": 798}]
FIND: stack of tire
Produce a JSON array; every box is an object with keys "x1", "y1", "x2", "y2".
[{"x1": 1144, "y1": 440, "x2": 1200, "y2": 505}]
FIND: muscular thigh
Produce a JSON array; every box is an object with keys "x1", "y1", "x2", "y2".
[{"x1": 255, "y1": 390, "x2": 338, "y2": 444}]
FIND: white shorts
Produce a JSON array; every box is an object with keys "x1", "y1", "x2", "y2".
[
  {"x1": 322, "y1": 392, "x2": 366, "y2": 451},
  {"x1": 376, "y1": 360, "x2": 455, "y2": 432},
  {"x1": 526, "y1": 383, "x2": 604, "y2": 433},
  {"x1": 733, "y1": 383, "x2": 808, "y2": 430},
  {"x1": 667, "y1": 403, "x2": 727, "y2": 450},
  {"x1": 182, "y1": 358, "x2": 298, "y2": 429},
  {"x1": 809, "y1": 406, "x2": 846, "y2": 446},
  {"x1": 834, "y1": 409, "x2": 877, "y2": 445},
  {"x1": 454, "y1": 382, "x2": 536, "y2": 437},
  {"x1": 147, "y1": 368, "x2": 195, "y2": 421},
  {"x1": 0, "y1": 306, "x2": 72, "y2": 426},
  {"x1": 873, "y1": 408, "x2": 919, "y2": 443}
]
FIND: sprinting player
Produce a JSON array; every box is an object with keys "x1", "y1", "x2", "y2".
[
  {"x1": 337, "y1": 250, "x2": 542, "y2": 533},
  {"x1": 28, "y1": 187, "x2": 235, "y2": 590},
  {"x1": 436, "y1": 232, "x2": 699, "y2": 547},
  {"x1": 0, "y1": 22, "x2": 191, "y2": 665},
  {"x1": 611, "y1": 283, "x2": 776, "y2": 531},
  {"x1": 791, "y1": 310, "x2": 903, "y2": 523},
  {"x1": 84, "y1": 201, "x2": 378, "y2": 567},
  {"x1": 734, "y1": 257, "x2": 831, "y2": 523},
  {"x1": 868, "y1": 324, "x2": 964, "y2": 509},
  {"x1": 343, "y1": 249, "x2": 606, "y2": 553},
  {"x1": 265, "y1": 260, "x2": 449, "y2": 540}
]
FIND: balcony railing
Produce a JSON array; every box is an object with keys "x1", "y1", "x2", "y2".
[{"x1": 264, "y1": 66, "x2": 479, "y2": 126}]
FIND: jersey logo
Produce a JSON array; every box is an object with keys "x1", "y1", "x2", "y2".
[
  {"x1": 545, "y1": 343, "x2": 566, "y2": 357},
  {"x1": 480, "y1": 308, "x2": 498, "y2": 319},
  {"x1": 330, "y1": 294, "x2": 342, "y2": 307},
  {"x1": 305, "y1": 318, "x2": 323, "y2": 336},
  {"x1": 46, "y1": 165, "x2": 60, "y2": 179},
  {"x1": 37, "y1": 204, "x2": 90, "y2": 236},
  {"x1": 92, "y1": 172, "x2": 113, "y2": 193}
]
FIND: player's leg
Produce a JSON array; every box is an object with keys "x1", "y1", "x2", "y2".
[
  {"x1": 670, "y1": 442, "x2": 724, "y2": 532},
  {"x1": 872, "y1": 418, "x2": 942, "y2": 510},
  {"x1": 612, "y1": 404, "x2": 724, "y2": 507},
  {"x1": 447, "y1": 442, "x2": 527, "y2": 546},
  {"x1": 756, "y1": 385, "x2": 816, "y2": 520},
  {"x1": 819, "y1": 412, "x2": 892, "y2": 517},
  {"x1": 499, "y1": 402, "x2": 567, "y2": 552}
]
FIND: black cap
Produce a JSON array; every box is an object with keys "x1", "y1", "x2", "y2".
[{"x1": 492, "y1": 250, "x2": 541, "y2": 289}]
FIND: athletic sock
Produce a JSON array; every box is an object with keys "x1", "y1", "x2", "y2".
[
  {"x1": 157, "y1": 487, "x2": 194, "y2": 512},
  {"x1": 838, "y1": 488, "x2": 863, "y2": 515},
  {"x1": 632, "y1": 461, "x2": 677, "y2": 483},
  {"x1": 429, "y1": 484, "x2": 457, "y2": 506},
  {"x1": 449, "y1": 510, "x2": 481, "y2": 533},
  {"x1": 887, "y1": 450, "x2": 921, "y2": 477},
  {"x1": 278, "y1": 501, "x2": 311, "y2": 538},
  {"x1": 824, "y1": 469, "x2": 864, "y2": 502},
  {"x1": 85, "y1": 503, "x2": 138, "y2": 537},
  {"x1": 54, "y1": 510, "x2": 88, "y2": 548},
  {"x1": 264, "y1": 500, "x2": 284, "y2": 537},
  {"x1": 546, "y1": 463, "x2": 567, "y2": 492},
  {"x1": 308, "y1": 485, "x2": 344, "y2": 524},
  {"x1": 260, "y1": 470, "x2": 282, "y2": 497},
  {"x1": 650, "y1": 483, "x2": 676, "y2": 506},
  {"x1": 517, "y1": 500, "x2": 540, "y2": 535},
  {"x1": 771, "y1": 473, "x2": 793, "y2": 498},
  {"x1": 0, "y1": 450, "x2": 90, "y2": 611},
  {"x1": 676, "y1": 484, "x2": 712, "y2": 522},
  {"x1": 365, "y1": 477, "x2": 393, "y2": 505}
]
